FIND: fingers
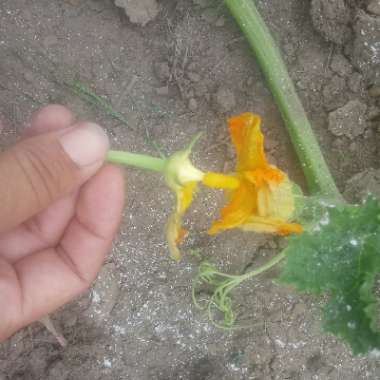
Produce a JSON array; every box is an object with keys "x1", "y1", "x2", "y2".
[
  {"x1": 58, "y1": 165, "x2": 125, "y2": 283},
  {"x1": 0, "y1": 105, "x2": 79, "y2": 262},
  {"x1": 24, "y1": 104, "x2": 75, "y2": 137},
  {"x1": 0, "y1": 165, "x2": 124, "y2": 338},
  {"x1": 0, "y1": 118, "x2": 109, "y2": 232},
  {"x1": 0, "y1": 192, "x2": 78, "y2": 263}
]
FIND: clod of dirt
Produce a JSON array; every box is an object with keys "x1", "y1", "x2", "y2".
[
  {"x1": 187, "y1": 71, "x2": 201, "y2": 83},
  {"x1": 367, "y1": 105, "x2": 380, "y2": 120},
  {"x1": 367, "y1": 0, "x2": 380, "y2": 16},
  {"x1": 306, "y1": 353, "x2": 325, "y2": 373},
  {"x1": 343, "y1": 168, "x2": 380, "y2": 202},
  {"x1": 215, "y1": 16, "x2": 225, "y2": 27},
  {"x1": 188, "y1": 97, "x2": 198, "y2": 111},
  {"x1": 114, "y1": 0, "x2": 159, "y2": 26},
  {"x1": 330, "y1": 53, "x2": 353, "y2": 77},
  {"x1": 47, "y1": 361, "x2": 70, "y2": 380},
  {"x1": 328, "y1": 100, "x2": 367, "y2": 139},
  {"x1": 213, "y1": 86, "x2": 236, "y2": 114},
  {"x1": 348, "y1": 72, "x2": 364, "y2": 93},
  {"x1": 29, "y1": 347, "x2": 50, "y2": 377},
  {"x1": 153, "y1": 61, "x2": 171, "y2": 83},
  {"x1": 322, "y1": 75, "x2": 348, "y2": 111},
  {"x1": 352, "y1": 12, "x2": 380, "y2": 86},
  {"x1": 192, "y1": 0, "x2": 214, "y2": 8},
  {"x1": 310, "y1": 0, "x2": 352, "y2": 45},
  {"x1": 369, "y1": 85, "x2": 380, "y2": 97},
  {"x1": 155, "y1": 86, "x2": 169, "y2": 96}
]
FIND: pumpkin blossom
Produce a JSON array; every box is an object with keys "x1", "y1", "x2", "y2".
[
  {"x1": 202, "y1": 112, "x2": 302, "y2": 235},
  {"x1": 162, "y1": 113, "x2": 301, "y2": 260}
]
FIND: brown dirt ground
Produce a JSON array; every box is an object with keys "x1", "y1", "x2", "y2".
[{"x1": 0, "y1": 0, "x2": 379, "y2": 379}]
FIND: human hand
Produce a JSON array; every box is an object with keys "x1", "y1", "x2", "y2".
[{"x1": 0, "y1": 105, "x2": 124, "y2": 341}]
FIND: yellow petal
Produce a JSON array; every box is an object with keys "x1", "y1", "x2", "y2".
[
  {"x1": 208, "y1": 180, "x2": 256, "y2": 234},
  {"x1": 228, "y1": 113, "x2": 255, "y2": 158},
  {"x1": 165, "y1": 213, "x2": 183, "y2": 261},
  {"x1": 202, "y1": 172, "x2": 240, "y2": 189},
  {"x1": 165, "y1": 182, "x2": 197, "y2": 261},
  {"x1": 267, "y1": 176, "x2": 296, "y2": 220},
  {"x1": 228, "y1": 112, "x2": 268, "y2": 170},
  {"x1": 255, "y1": 175, "x2": 296, "y2": 224},
  {"x1": 244, "y1": 167, "x2": 284, "y2": 187},
  {"x1": 177, "y1": 181, "x2": 197, "y2": 213},
  {"x1": 241, "y1": 215, "x2": 302, "y2": 235},
  {"x1": 256, "y1": 184, "x2": 271, "y2": 217}
]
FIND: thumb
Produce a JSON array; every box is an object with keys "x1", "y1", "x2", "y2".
[{"x1": 0, "y1": 122, "x2": 109, "y2": 232}]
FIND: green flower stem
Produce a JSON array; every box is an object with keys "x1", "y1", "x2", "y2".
[
  {"x1": 106, "y1": 150, "x2": 166, "y2": 172},
  {"x1": 224, "y1": 0, "x2": 342, "y2": 201},
  {"x1": 239, "y1": 250, "x2": 286, "y2": 281},
  {"x1": 193, "y1": 251, "x2": 286, "y2": 327}
]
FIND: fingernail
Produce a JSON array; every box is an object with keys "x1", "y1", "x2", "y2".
[{"x1": 60, "y1": 123, "x2": 109, "y2": 167}]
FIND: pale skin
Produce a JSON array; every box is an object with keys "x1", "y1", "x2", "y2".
[{"x1": 0, "y1": 104, "x2": 125, "y2": 341}]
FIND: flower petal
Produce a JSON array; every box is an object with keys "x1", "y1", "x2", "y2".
[
  {"x1": 266, "y1": 176, "x2": 296, "y2": 220},
  {"x1": 241, "y1": 215, "x2": 302, "y2": 235},
  {"x1": 202, "y1": 172, "x2": 240, "y2": 189},
  {"x1": 165, "y1": 182, "x2": 197, "y2": 261},
  {"x1": 178, "y1": 181, "x2": 197, "y2": 213},
  {"x1": 208, "y1": 180, "x2": 256, "y2": 234},
  {"x1": 165, "y1": 213, "x2": 183, "y2": 261},
  {"x1": 244, "y1": 167, "x2": 284, "y2": 187},
  {"x1": 228, "y1": 112, "x2": 267, "y2": 170}
]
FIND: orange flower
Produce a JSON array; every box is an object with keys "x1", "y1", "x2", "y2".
[{"x1": 202, "y1": 112, "x2": 302, "y2": 235}]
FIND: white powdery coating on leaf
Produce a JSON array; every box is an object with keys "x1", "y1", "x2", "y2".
[
  {"x1": 350, "y1": 239, "x2": 359, "y2": 246},
  {"x1": 369, "y1": 349, "x2": 380, "y2": 358},
  {"x1": 319, "y1": 214, "x2": 330, "y2": 226},
  {"x1": 347, "y1": 321, "x2": 357, "y2": 330}
]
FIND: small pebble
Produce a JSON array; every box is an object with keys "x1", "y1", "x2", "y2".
[
  {"x1": 368, "y1": 85, "x2": 380, "y2": 98},
  {"x1": 155, "y1": 86, "x2": 169, "y2": 96},
  {"x1": 347, "y1": 72, "x2": 363, "y2": 93},
  {"x1": 188, "y1": 98, "x2": 198, "y2": 111},
  {"x1": 367, "y1": 105, "x2": 380, "y2": 120},
  {"x1": 349, "y1": 142, "x2": 357, "y2": 152},
  {"x1": 215, "y1": 16, "x2": 225, "y2": 27},
  {"x1": 187, "y1": 71, "x2": 201, "y2": 83},
  {"x1": 192, "y1": 0, "x2": 212, "y2": 8},
  {"x1": 367, "y1": 0, "x2": 380, "y2": 16},
  {"x1": 213, "y1": 86, "x2": 236, "y2": 114},
  {"x1": 153, "y1": 61, "x2": 170, "y2": 82},
  {"x1": 328, "y1": 100, "x2": 367, "y2": 139}
]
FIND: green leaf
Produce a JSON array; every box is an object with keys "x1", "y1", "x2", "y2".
[{"x1": 280, "y1": 197, "x2": 380, "y2": 354}]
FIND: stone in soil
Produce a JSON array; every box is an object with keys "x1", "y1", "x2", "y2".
[
  {"x1": 328, "y1": 100, "x2": 367, "y2": 139},
  {"x1": 330, "y1": 53, "x2": 353, "y2": 77},
  {"x1": 310, "y1": 0, "x2": 352, "y2": 45},
  {"x1": 188, "y1": 98, "x2": 198, "y2": 111},
  {"x1": 114, "y1": 0, "x2": 159, "y2": 26},
  {"x1": 367, "y1": 0, "x2": 380, "y2": 16},
  {"x1": 343, "y1": 168, "x2": 380, "y2": 202},
  {"x1": 213, "y1": 85, "x2": 236, "y2": 114},
  {"x1": 352, "y1": 12, "x2": 380, "y2": 86},
  {"x1": 369, "y1": 85, "x2": 380, "y2": 98},
  {"x1": 153, "y1": 61, "x2": 171, "y2": 83}
]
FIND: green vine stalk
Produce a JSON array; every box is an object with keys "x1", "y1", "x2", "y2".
[{"x1": 224, "y1": 0, "x2": 342, "y2": 201}]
